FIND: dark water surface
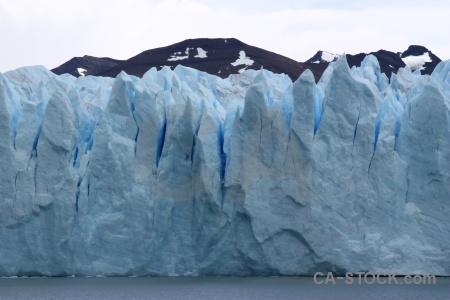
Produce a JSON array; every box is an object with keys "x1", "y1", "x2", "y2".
[{"x1": 0, "y1": 277, "x2": 448, "y2": 299}]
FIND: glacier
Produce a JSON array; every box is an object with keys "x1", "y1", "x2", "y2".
[{"x1": 0, "y1": 56, "x2": 449, "y2": 276}]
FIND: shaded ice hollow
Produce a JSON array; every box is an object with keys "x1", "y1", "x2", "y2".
[{"x1": 0, "y1": 56, "x2": 449, "y2": 277}]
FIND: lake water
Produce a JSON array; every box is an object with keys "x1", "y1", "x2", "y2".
[{"x1": 0, "y1": 277, "x2": 448, "y2": 299}]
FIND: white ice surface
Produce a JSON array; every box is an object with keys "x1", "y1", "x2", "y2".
[
  {"x1": 321, "y1": 51, "x2": 340, "y2": 62},
  {"x1": 231, "y1": 50, "x2": 254, "y2": 67},
  {"x1": 402, "y1": 52, "x2": 432, "y2": 70},
  {"x1": 167, "y1": 48, "x2": 190, "y2": 61},
  {"x1": 77, "y1": 68, "x2": 87, "y2": 76},
  {"x1": 194, "y1": 47, "x2": 207, "y2": 58}
]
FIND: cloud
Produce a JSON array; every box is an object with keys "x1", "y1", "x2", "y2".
[{"x1": 0, "y1": 0, "x2": 449, "y2": 72}]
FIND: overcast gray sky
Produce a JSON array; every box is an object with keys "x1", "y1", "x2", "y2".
[{"x1": 0, "y1": 0, "x2": 449, "y2": 72}]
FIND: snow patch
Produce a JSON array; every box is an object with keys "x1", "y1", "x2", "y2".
[
  {"x1": 402, "y1": 52, "x2": 432, "y2": 71},
  {"x1": 168, "y1": 48, "x2": 190, "y2": 61},
  {"x1": 77, "y1": 68, "x2": 87, "y2": 77},
  {"x1": 194, "y1": 47, "x2": 207, "y2": 58},
  {"x1": 312, "y1": 60, "x2": 320, "y2": 64},
  {"x1": 231, "y1": 50, "x2": 254, "y2": 67},
  {"x1": 238, "y1": 67, "x2": 248, "y2": 74},
  {"x1": 321, "y1": 51, "x2": 340, "y2": 62}
]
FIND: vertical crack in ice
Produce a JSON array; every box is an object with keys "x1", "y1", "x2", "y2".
[
  {"x1": 32, "y1": 149, "x2": 38, "y2": 206},
  {"x1": 190, "y1": 135, "x2": 196, "y2": 166},
  {"x1": 408, "y1": 101, "x2": 412, "y2": 119},
  {"x1": 32, "y1": 124, "x2": 43, "y2": 154},
  {"x1": 353, "y1": 109, "x2": 361, "y2": 147},
  {"x1": 134, "y1": 127, "x2": 139, "y2": 157},
  {"x1": 190, "y1": 99, "x2": 202, "y2": 168},
  {"x1": 313, "y1": 89, "x2": 323, "y2": 135},
  {"x1": 129, "y1": 86, "x2": 140, "y2": 154},
  {"x1": 374, "y1": 112, "x2": 382, "y2": 152},
  {"x1": 13, "y1": 172, "x2": 18, "y2": 209},
  {"x1": 156, "y1": 108, "x2": 167, "y2": 168},
  {"x1": 394, "y1": 120, "x2": 401, "y2": 152},
  {"x1": 72, "y1": 146, "x2": 79, "y2": 168},
  {"x1": 367, "y1": 152, "x2": 375, "y2": 175},
  {"x1": 86, "y1": 133, "x2": 94, "y2": 152},
  {"x1": 75, "y1": 178, "x2": 82, "y2": 213},
  {"x1": 218, "y1": 123, "x2": 226, "y2": 182}
]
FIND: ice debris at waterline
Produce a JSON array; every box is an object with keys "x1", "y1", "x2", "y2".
[{"x1": 0, "y1": 56, "x2": 449, "y2": 276}]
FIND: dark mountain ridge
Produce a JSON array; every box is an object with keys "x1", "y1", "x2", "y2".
[
  {"x1": 51, "y1": 39, "x2": 442, "y2": 82},
  {"x1": 51, "y1": 55, "x2": 124, "y2": 78}
]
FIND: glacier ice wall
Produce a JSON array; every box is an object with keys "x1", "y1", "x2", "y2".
[{"x1": 0, "y1": 57, "x2": 449, "y2": 276}]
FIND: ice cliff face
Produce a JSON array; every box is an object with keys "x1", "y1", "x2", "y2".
[{"x1": 0, "y1": 56, "x2": 449, "y2": 276}]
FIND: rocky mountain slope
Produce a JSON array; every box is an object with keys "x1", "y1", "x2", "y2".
[{"x1": 51, "y1": 39, "x2": 442, "y2": 82}]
